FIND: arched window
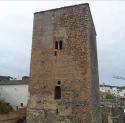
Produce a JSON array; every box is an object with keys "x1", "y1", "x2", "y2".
[
  {"x1": 55, "y1": 86, "x2": 61, "y2": 99},
  {"x1": 59, "y1": 40, "x2": 63, "y2": 49},
  {"x1": 55, "y1": 41, "x2": 58, "y2": 49},
  {"x1": 57, "y1": 80, "x2": 61, "y2": 85}
]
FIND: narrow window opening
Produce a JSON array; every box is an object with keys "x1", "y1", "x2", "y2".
[
  {"x1": 59, "y1": 40, "x2": 63, "y2": 49},
  {"x1": 55, "y1": 86, "x2": 61, "y2": 99},
  {"x1": 55, "y1": 41, "x2": 58, "y2": 49},
  {"x1": 21, "y1": 103, "x2": 23, "y2": 107},
  {"x1": 56, "y1": 108, "x2": 58, "y2": 114}
]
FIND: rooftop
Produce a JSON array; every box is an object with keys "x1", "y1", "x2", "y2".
[
  {"x1": 34, "y1": 3, "x2": 96, "y2": 35},
  {"x1": 34, "y1": 3, "x2": 89, "y2": 14},
  {"x1": 0, "y1": 80, "x2": 28, "y2": 85},
  {"x1": 100, "y1": 84, "x2": 118, "y2": 88},
  {"x1": 0, "y1": 75, "x2": 13, "y2": 80}
]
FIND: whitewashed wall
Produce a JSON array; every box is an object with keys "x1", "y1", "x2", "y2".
[
  {"x1": 0, "y1": 85, "x2": 29, "y2": 109},
  {"x1": 100, "y1": 86, "x2": 118, "y2": 96},
  {"x1": 119, "y1": 90, "x2": 125, "y2": 97},
  {"x1": 100, "y1": 86, "x2": 111, "y2": 93}
]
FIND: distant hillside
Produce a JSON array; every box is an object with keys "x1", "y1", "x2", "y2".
[{"x1": 118, "y1": 86, "x2": 125, "y2": 90}]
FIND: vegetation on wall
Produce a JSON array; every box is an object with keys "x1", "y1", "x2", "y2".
[
  {"x1": 105, "y1": 93, "x2": 116, "y2": 99},
  {"x1": 0, "y1": 99, "x2": 14, "y2": 114}
]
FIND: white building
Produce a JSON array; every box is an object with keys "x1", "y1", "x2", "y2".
[
  {"x1": 0, "y1": 79, "x2": 29, "y2": 109},
  {"x1": 119, "y1": 90, "x2": 125, "y2": 97},
  {"x1": 100, "y1": 84, "x2": 119, "y2": 96}
]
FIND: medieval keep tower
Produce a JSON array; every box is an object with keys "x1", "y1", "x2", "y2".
[{"x1": 27, "y1": 3, "x2": 102, "y2": 123}]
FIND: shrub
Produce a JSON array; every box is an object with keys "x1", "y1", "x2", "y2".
[
  {"x1": 0, "y1": 99, "x2": 14, "y2": 114},
  {"x1": 105, "y1": 93, "x2": 116, "y2": 99}
]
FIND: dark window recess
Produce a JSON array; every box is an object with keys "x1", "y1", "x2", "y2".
[
  {"x1": 21, "y1": 103, "x2": 23, "y2": 107},
  {"x1": 59, "y1": 40, "x2": 63, "y2": 49},
  {"x1": 55, "y1": 86, "x2": 61, "y2": 99},
  {"x1": 57, "y1": 81, "x2": 61, "y2": 85},
  {"x1": 55, "y1": 41, "x2": 58, "y2": 49},
  {"x1": 54, "y1": 51, "x2": 57, "y2": 56},
  {"x1": 56, "y1": 108, "x2": 58, "y2": 114}
]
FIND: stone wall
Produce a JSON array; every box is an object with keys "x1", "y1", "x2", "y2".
[
  {"x1": 0, "y1": 108, "x2": 26, "y2": 123},
  {"x1": 101, "y1": 106, "x2": 125, "y2": 123},
  {"x1": 27, "y1": 3, "x2": 101, "y2": 123}
]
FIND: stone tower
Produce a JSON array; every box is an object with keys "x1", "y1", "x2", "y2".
[{"x1": 27, "y1": 3, "x2": 102, "y2": 123}]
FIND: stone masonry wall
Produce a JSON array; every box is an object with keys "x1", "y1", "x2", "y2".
[
  {"x1": 27, "y1": 3, "x2": 101, "y2": 123},
  {"x1": 101, "y1": 106, "x2": 124, "y2": 123},
  {"x1": 0, "y1": 108, "x2": 26, "y2": 123}
]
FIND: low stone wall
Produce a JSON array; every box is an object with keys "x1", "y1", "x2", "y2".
[
  {"x1": 101, "y1": 106, "x2": 125, "y2": 123},
  {"x1": 0, "y1": 108, "x2": 26, "y2": 123}
]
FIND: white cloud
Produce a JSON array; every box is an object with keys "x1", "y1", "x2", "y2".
[{"x1": 0, "y1": 1, "x2": 125, "y2": 85}]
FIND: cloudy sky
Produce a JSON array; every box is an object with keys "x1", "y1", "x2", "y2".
[{"x1": 0, "y1": 1, "x2": 125, "y2": 86}]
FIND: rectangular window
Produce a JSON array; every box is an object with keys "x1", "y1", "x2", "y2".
[
  {"x1": 55, "y1": 86, "x2": 61, "y2": 99},
  {"x1": 21, "y1": 103, "x2": 23, "y2": 107}
]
